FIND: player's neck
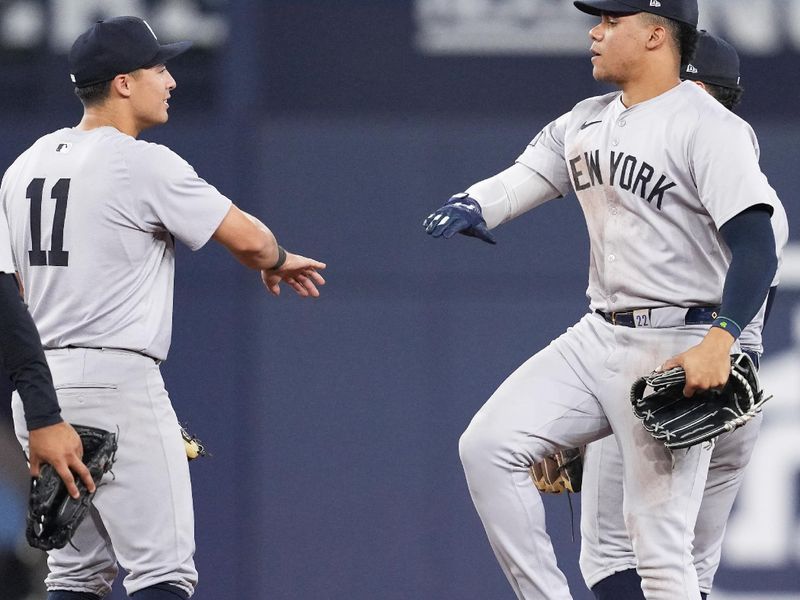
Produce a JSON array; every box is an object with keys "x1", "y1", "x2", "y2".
[
  {"x1": 76, "y1": 106, "x2": 142, "y2": 139},
  {"x1": 620, "y1": 75, "x2": 682, "y2": 108}
]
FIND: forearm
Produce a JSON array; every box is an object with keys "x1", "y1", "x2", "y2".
[
  {"x1": 465, "y1": 163, "x2": 560, "y2": 229},
  {"x1": 0, "y1": 273, "x2": 61, "y2": 430},
  {"x1": 212, "y1": 205, "x2": 282, "y2": 270},
  {"x1": 712, "y1": 207, "x2": 777, "y2": 340},
  {"x1": 241, "y1": 211, "x2": 282, "y2": 268}
]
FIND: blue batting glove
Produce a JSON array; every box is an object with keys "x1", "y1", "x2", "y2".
[{"x1": 422, "y1": 193, "x2": 497, "y2": 244}]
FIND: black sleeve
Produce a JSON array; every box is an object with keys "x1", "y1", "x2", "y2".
[
  {"x1": 0, "y1": 272, "x2": 62, "y2": 430},
  {"x1": 717, "y1": 206, "x2": 777, "y2": 337}
]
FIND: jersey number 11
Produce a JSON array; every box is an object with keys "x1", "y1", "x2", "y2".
[{"x1": 27, "y1": 177, "x2": 70, "y2": 267}]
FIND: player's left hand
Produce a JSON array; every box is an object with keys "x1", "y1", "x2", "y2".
[
  {"x1": 28, "y1": 421, "x2": 95, "y2": 499},
  {"x1": 661, "y1": 327, "x2": 736, "y2": 397},
  {"x1": 261, "y1": 252, "x2": 326, "y2": 298},
  {"x1": 423, "y1": 193, "x2": 497, "y2": 244}
]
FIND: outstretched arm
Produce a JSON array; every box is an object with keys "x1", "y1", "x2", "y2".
[
  {"x1": 423, "y1": 164, "x2": 561, "y2": 243},
  {"x1": 0, "y1": 273, "x2": 94, "y2": 498},
  {"x1": 465, "y1": 163, "x2": 561, "y2": 229},
  {"x1": 212, "y1": 205, "x2": 326, "y2": 297}
]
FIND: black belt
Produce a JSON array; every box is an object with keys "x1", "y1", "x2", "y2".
[
  {"x1": 47, "y1": 346, "x2": 160, "y2": 363},
  {"x1": 595, "y1": 306, "x2": 719, "y2": 328}
]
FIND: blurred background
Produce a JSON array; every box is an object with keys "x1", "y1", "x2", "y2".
[{"x1": 0, "y1": 1, "x2": 797, "y2": 598}]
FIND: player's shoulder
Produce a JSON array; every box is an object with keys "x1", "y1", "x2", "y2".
[
  {"x1": 121, "y1": 137, "x2": 192, "y2": 175},
  {"x1": 566, "y1": 91, "x2": 620, "y2": 124},
  {"x1": 678, "y1": 82, "x2": 752, "y2": 133},
  {"x1": 4, "y1": 128, "x2": 70, "y2": 169}
]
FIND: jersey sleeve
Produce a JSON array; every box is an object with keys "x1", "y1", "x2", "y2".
[
  {"x1": 515, "y1": 113, "x2": 571, "y2": 196},
  {"x1": 689, "y1": 113, "x2": 776, "y2": 228},
  {"x1": 131, "y1": 144, "x2": 232, "y2": 251},
  {"x1": 0, "y1": 208, "x2": 16, "y2": 273}
]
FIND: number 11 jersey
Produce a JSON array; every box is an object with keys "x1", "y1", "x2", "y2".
[{"x1": 0, "y1": 126, "x2": 232, "y2": 361}]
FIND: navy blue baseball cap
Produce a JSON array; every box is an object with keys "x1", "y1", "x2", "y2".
[
  {"x1": 69, "y1": 16, "x2": 192, "y2": 88},
  {"x1": 574, "y1": 0, "x2": 699, "y2": 28},
  {"x1": 682, "y1": 30, "x2": 741, "y2": 89}
]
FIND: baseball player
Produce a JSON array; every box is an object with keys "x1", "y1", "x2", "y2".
[
  {"x1": 0, "y1": 210, "x2": 94, "y2": 500},
  {"x1": 0, "y1": 16, "x2": 325, "y2": 600},
  {"x1": 423, "y1": 1, "x2": 784, "y2": 598},
  {"x1": 578, "y1": 30, "x2": 789, "y2": 600}
]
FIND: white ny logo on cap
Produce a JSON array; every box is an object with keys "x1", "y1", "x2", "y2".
[{"x1": 650, "y1": 0, "x2": 662, "y2": 6}]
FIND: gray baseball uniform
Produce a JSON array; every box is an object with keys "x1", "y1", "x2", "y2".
[
  {"x1": 0, "y1": 209, "x2": 14, "y2": 273},
  {"x1": 458, "y1": 82, "x2": 785, "y2": 599},
  {"x1": 1, "y1": 125, "x2": 231, "y2": 597},
  {"x1": 579, "y1": 145, "x2": 789, "y2": 596}
]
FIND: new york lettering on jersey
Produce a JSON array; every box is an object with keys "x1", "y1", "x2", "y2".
[
  {"x1": 564, "y1": 97, "x2": 680, "y2": 210},
  {"x1": 567, "y1": 148, "x2": 677, "y2": 209}
]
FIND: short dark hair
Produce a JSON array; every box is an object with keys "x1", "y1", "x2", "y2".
[
  {"x1": 705, "y1": 83, "x2": 744, "y2": 112},
  {"x1": 643, "y1": 13, "x2": 700, "y2": 64},
  {"x1": 74, "y1": 79, "x2": 112, "y2": 107}
]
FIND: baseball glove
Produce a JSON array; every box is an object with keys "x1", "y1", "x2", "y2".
[
  {"x1": 26, "y1": 424, "x2": 117, "y2": 551},
  {"x1": 180, "y1": 424, "x2": 208, "y2": 461},
  {"x1": 530, "y1": 446, "x2": 585, "y2": 494},
  {"x1": 630, "y1": 353, "x2": 769, "y2": 450}
]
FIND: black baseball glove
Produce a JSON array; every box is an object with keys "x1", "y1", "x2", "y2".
[
  {"x1": 630, "y1": 353, "x2": 769, "y2": 450},
  {"x1": 26, "y1": 424, "x2": 117, "y2": 551},
  {"x1": 530, "y1": 446, "x2": 585, "y2": 494}
]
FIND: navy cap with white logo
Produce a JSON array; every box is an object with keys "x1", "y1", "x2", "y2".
[
  {"x1": 69, "y1": 16, "x2": 192, "y2": 88},
  {"x1": 682, "y1": 30, "x2": 741, "y2": 89},
  {"x1": 573, "y1": 0, "x2": 699, "y2": 28}
]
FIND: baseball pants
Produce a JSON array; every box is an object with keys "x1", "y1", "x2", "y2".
[
  {"x1": 579, "y1": 413, "x2": 762, "y2": 594},
  {"x1": 459, "y1": 313, "x2": 717, "y2": 600},
  {"x1": 12, "y1": 348, "x2": 197, "y2": 598}
]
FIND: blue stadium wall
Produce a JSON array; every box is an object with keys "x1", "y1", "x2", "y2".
[{"x1": 0, "y1": 2, "x2": 797, "y2": 599}]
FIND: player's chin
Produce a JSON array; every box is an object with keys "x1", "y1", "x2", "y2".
[{"x1": 591, "y1": 66, "x2": 616, "y2": 84}]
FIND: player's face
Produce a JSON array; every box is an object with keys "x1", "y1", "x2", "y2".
[
  {"x1": 588, "y1": 13, "x2": 652, "y2": 85},
  {"x1": 129, "y1": 65, "x2": 177, "y2": 130}
]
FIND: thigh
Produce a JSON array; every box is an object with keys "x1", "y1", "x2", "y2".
[{"x1": 466, "y1": 317, "x2": 613, "y2": 465}]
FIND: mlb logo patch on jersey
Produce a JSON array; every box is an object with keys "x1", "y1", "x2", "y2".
[{"x1": 55, "y1": 143, "x2": 72, "y2": 154}]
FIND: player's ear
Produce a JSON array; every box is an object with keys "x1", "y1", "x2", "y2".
[
  {"x1": 111, "y1": 74, "x2": 133, "y2": 98},
  {"x1": 645, "y1": 23, "x2": 668, "y2": 50}
]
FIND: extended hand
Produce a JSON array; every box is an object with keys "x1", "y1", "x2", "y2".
[
  {"x1": 423, "y1": 194, "x2": 496, "y2": 244},
  {"x1": 261, "y1": 252, "x2": 326, "y2": 297},
  {"x1": 661, "y1": 327, "x2": 736, "y2": 397},
  {"x1": 28, "y1": 421, "x2": 95, "y2": 499}
]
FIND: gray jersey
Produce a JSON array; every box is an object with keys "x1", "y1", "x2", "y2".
[
  {"x1": 518, "y1": 81, "x2": 783, "y2": 313},
  {"x1": 0, "y1": 126, "x2": 231, "y2": 360},
  {"x1": 0, "y1": 209, "x2": 14, "y2": 273}
]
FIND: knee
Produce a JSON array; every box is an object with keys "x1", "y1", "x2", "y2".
[
  {"x1": 458, "y1": 417, "x2": 497, "y2": 473},
  {"x1": 458, "y1": 416, "x2": 544, "y2": 474}
]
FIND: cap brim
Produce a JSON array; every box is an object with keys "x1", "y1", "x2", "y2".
[
  {"x1": 574, "y1": 0, "x2": 639, "y2": 17},
  {"x1": 147, "y1": 40, "x2": 193, "y2": 67}
]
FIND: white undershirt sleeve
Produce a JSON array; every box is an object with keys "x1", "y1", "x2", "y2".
[{"x1": 465, "y1": 163, "x2": 561, "y2": 230}]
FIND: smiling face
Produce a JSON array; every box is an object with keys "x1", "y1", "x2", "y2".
[
  {"x1": 127, "y1": 64, "x2": 176, "y2": 130},
  {"x1": 588, "y1": 13, "x2": 654, "y2": 85}
]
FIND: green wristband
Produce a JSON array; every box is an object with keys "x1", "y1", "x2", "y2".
[{"x1": 269, "y1": 246, "x2": 287, "y2": 270}]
